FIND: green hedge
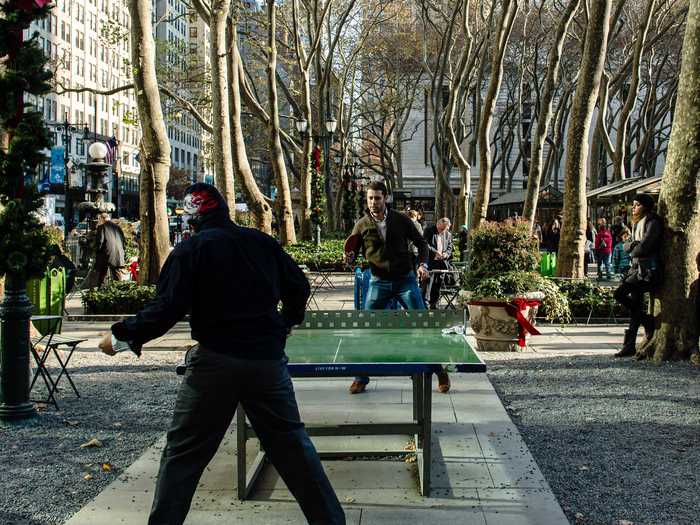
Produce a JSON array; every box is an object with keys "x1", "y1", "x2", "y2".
[
  {"x1": 284, "y1": 240, "x2": 352, "y2": 270},
  {"x1": 82, "y1": 281, "x2": 156, "y2": 314},
  {"x1": 551, "y1": 279, "x2": 627, "y2": 319}
]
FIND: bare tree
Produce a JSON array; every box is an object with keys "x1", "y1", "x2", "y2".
[
  {"x1": 471, "y1": 0, "x2": 518, "y2": 229},
  {"x1": 556, "y1": 0, "x2": 612, "y2": 278},
  {"x1": 127, "y1": 0, "x2": 172, "y2": 284},
  {"x1": 522, "y1": 0, "x2": 581, "y2": 227},
  {"x1": 267, "y1": 0, "x2": 296, "y2": 243},
  {"x1": 636, "y1": 0, "x2": 700, "y2": 362}
]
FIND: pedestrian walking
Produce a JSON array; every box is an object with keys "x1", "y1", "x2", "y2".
[{"x1": 94, "y1": 213, "x2": 126, "y2": 286}]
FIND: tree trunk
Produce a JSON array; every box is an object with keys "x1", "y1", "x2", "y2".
[
  {"x1": 267, "y1": 0, "x2": 296, "y2": 244},
  {"x1": 210, "y1": 0, "x2": 236, "y2": 218},
  {"x1": 522, "y1": 0, "x2": 580, "y2": 227},
  {"x1": 555, "y1": 0, "x2": 612, "y2": 278},
  {"x1": 226, "y1": 16, "x2": 272, "y2": 233},
  {"x1": 127, "y1": 0, "x2": 171, "y2": 284},
  {"x1": 300, "y1": 72, "x2": 314, "y2": 241},
  {"x1": 471, "y1": 0, "x2": 518, "y2": 229},
  {"x1": 637, "y1": 0, "x2": 700, "y2": 362}
]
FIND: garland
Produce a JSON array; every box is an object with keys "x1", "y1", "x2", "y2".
[
  {"x1": 310, "y1": 146, "x2": 325, "y2": 226},
  {"x1": 0, "y1": 0, "x2": 53, "y2": 278},
  {"x1": 341, "y1": 166, "x2": 356, "y2": 233}
]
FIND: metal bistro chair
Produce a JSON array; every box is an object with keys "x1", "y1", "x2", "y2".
[{"x1": 29, "y1": 315, "x2": 87, "y2": 409}]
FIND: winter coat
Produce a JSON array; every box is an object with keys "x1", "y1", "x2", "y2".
[
  {"x1": 112, "y1": 210, "x2": 309, "y2": 359},
  {"x1": 594, "y1": 228, "x2": 613, "y2": 255},
  {"x1": 612, "y1": 242, "x2": 631, "y2": 273}
]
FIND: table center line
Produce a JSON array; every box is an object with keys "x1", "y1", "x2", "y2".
[{"x1": 332, "y1": 338, "x2": 343, "y2": 363}]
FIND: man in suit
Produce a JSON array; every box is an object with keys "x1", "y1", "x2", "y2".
[
  {"x1": 421, "y1": 217, "x2": 453, "y2": 310},
  {"x1": 94, "y1": 213, "x2": 126, "y2": 285}
]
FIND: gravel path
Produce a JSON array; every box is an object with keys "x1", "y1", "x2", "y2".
[
  {"x1": 0, "y1": 350, "x2": 184, "y2": 525},
  {"x1": 487, "y1": 354, "x2": 700, "y2": 525}
]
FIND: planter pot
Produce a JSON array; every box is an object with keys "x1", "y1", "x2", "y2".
[{"x1": 465, "y1": 292, "x2": 544, "y2": 352}]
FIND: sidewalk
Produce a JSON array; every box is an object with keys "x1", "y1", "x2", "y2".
[{"x1": 58, "y1": 275, "x2": 625, "y2": 524}]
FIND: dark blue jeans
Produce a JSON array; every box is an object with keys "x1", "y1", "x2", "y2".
[
  {"x1": 355, "y1": 272, "x2": 426, "y2": 385},
  {"x1": 149, "y1": 346, "x2": 345, "y2": 525}
]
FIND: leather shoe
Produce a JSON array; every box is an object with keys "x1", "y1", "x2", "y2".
[
  {"x1": 349, "y1": 380, "x2": 367, "y2": 394},
  {"x1": 437, "y1": 372, "x2": 450, "y2": 393}
]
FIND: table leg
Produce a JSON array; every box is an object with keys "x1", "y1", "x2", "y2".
[{"x1": 420, "y1": 371, "x2": 432, "y2": 496}]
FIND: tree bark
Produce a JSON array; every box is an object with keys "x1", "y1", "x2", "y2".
[
  {"x1": 127, "y1": 0, "x2": 171, "y2": 284},
  {"x1": 637, "y1": 0, "x2": 700, "y2": 362},
  {"x1": 267, "y1": 0, "x2": 296, "y2": 244},
  {"x1": 210, "y1": 0, "x2": 236, "y2": 218},
  {"x1": 555, "y1": 0, "x2": 612, "y2": 278},
  {"x1": 226, "y1": 16, "x2": 272, "y2": 233},
  {"x1": 471, "y1": 0, "x2": 518, "y2": 229},
  {"x1": 522, "y1": 0, "x2": 580, "y2": 228}
]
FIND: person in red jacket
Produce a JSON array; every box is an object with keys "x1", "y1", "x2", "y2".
[{"x1": 595, "y1": 218, "x2": 613, "y2": 280}]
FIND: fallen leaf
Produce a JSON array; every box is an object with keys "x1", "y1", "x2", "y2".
[
  {"x1": 404, "y1": 455, "x2": 417, "y2": 464},
  {"x1": 112, "y1": 422, "x2": 123, "y2": 428},
  {"x1": 618, "y1": 521, "x2": 634, "y2": 525},
  {"x1": 102, "y1": 462, "x2": 112, "y2": 472},
  {"x1": 63, "y1": 420, "x2": 80, "y2": 427},
  {"x1": 80, "y1": 438, "x2": 103, "y2": 449},
  {"x1": 344, "y1": 497, "x2": 355, "y2": 503},
  {"x1": 83, "y1": 473, "x2": 93, "y2": 481},
  {"x1": 578, "y1": 465, "x2": 589, "y2": 471},
  {"x1": 575, "y1": 512, "x2": 585, "y2": 522}
]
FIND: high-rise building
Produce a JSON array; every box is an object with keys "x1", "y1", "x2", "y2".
[{"x1": 27, "y1": 0, "x2": 141, "y2": 224}]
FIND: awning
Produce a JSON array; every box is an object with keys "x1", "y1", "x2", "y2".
[{"x1": 587, "y1": 175, "x2": 662, "y2": 200}]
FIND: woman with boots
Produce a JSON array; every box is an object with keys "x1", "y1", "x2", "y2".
[{"x1": 613, "y1": 193, "x2": 663, "y2": 357}]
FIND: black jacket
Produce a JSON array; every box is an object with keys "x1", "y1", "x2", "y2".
[
  {"x1": 95, "y1": 221, "x2": 126, "y2": 268},
  {"x1": 627, "y1": 212, "x2": 663, "y2": 264},
  {"x1": 112, "y1": 211, "x2": 310, "y2": 359},
  {"x1": 423, "y1": 224, "x2": 453, "y2": 264},
  {"x1": 351, "y1": 208, "x2": 428, "y2": 280}
]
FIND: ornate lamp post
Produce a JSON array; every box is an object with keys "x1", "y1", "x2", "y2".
[
  {"x1": 295, "y1": 116, "x2": 337, "y2": 245},
  {"x1": 54, "y1": 115, "x2": 90, "y2": 234}
]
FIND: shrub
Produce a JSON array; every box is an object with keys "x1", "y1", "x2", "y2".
[
  {"x1": 468, "y1": 219, "x2": 539, "y2": 278},
  {"x1": 553, "y1": 280, "x2": 627, "y2": 319},
  {"x1": 82, "y1": 281, "x2": 156, "y2": 314},
  {"x1": 284, "y1": 240, "x2": 357, "y2": 270},
  {"x1": 464, "y1": 271, "x2": 570, "y2": 323}
]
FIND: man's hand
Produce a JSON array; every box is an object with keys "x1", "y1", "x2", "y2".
[
  {"x1": 435, "y1": 252, "x2": 444, "y2": 260},
  {"x1": 99, "y1": 333, "x2": 116, "y2": 356},
  {"x1": 417, "y1": 265, "x2": 429, "y2": 282}
]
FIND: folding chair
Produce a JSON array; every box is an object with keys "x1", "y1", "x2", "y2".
[{"x1": 29, "y1": 315, "x2": 87, "y2": 410}]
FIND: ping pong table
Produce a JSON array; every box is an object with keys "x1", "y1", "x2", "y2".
[{"x1": 235, "y1": 309, "x2": 485, "y2": 499}]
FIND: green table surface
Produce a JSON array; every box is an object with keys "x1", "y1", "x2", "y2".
[{"x1": 284, "y1": 328, "x2": 484, "y2": 376}]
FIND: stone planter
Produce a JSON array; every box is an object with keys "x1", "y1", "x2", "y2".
[{"x1": 464, "y1": 291, "x2": 544, "y2": 352}]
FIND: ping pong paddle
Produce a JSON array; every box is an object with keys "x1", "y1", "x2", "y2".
[{"x1": 344, "y1": 233, "x2": 362, "y2": 265}]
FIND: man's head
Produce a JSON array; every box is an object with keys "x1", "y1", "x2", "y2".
[
  {"x1": 597, "y1": 217, "x2": 607, "y2": 228},
  {"x1": 436, "y1": 217, "x2": 451, "y2": 233},
  {"x1": 97, "y1": 213, "x2": 110, "y2": 225},
  {"x1": 183, "y1": 183, "x2": 229, "y2": 230},
  {"x1": 632, "y1": 193, "x2": 654, "y2": 222},
  {"x1": 366, "y1": 181, "x2": 388, "y2": 216}
]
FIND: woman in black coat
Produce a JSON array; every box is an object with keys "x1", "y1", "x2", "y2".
[{"x1": 613, "y1": 193, "x2": 663, "y2": 357}]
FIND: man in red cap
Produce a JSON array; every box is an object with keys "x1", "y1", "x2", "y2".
[{"x1": 99, "y1": 183, "x2": 345, "y2": 525}]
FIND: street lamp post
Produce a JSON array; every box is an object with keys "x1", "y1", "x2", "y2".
[
  {"x1": 295, "y1": 116, "x2": 337, "y2": 246},
  {"x1": 54, "y1": 114, "x2": 90, "y2": 234}
]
